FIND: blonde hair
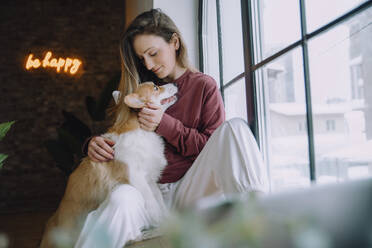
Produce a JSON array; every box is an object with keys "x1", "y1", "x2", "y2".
[{"x1": 110, "y1": 8, "x2": 196, "y2": 129}]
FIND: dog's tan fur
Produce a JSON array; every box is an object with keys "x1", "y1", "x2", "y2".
[
  {"x1": 40, "y1": 82, "x2": 171, "y2": 248},
  {"x1": 40, "y1": 158, "x2": 129, "y2": 247}
]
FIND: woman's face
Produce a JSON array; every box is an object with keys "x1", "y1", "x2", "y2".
[{"x1": 133, "y1": 34, "x2": 181, "y2": 81}]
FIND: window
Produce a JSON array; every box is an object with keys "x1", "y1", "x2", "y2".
[
  {"x1": 350, "y1": 60, "x2": 364, "y2": 100},
  {"x1": 326, "y1": 120, "x2": 336, "y2": 132},
  {"x1": 201, "y1": 0, "x2": 372, "y2": 191},
  {"x1": 298, "y1": 121, "x2": 307, "y2": 132},
  {"x1": 201, "y1": 0, "x2": 247, "y2": 121}
]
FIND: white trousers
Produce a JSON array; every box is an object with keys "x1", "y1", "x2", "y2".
[{"x1": 75, "y1": 118, "x2": 268, "y2": 248}]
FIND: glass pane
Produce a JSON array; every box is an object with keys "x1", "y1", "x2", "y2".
[
  {"x1": 305, "y1": 0, "x2": 368, "y2": 33},
  {"x1": 202, "y1": 0, "x2": 220, "y2": 87},
  {"x1": 224, "y1": 78, "x2": 248, "y2": 122},
  {"x1": 220, "y1": 0, "x2": 244, "y2": 84},
  {"x1": 257, "y1": 47, "x2": 311, "y2": 191},
  {"x1": 252, "y1": 0, "x2": 301, "y2": 63},
  {"x1": 308, "y1": 7, "x2": 372, "y2": 184}
]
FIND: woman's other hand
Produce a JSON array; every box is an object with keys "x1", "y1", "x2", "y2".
[
  {"x1": 87, "y1": 136, "x2": 115, "y2": 162},
  {"x1": 138, "y1": 103, "x2": 164, "y2": 131}
]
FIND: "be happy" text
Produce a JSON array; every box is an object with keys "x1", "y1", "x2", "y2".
[{"x1": 25, "y1": 51, "x2": 82, "y2": 75}]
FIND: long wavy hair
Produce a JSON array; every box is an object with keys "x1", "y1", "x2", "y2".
[{"x1": 110, "y1": 8, "x2": 196, "y2": 129}]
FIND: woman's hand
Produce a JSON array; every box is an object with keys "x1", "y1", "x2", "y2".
[
  {"x1": 138, "y1": 103, "x2": 164, "y2": 131},
  {"x1": 87, "y1": 136, "x2": 115, "y2": 162}
]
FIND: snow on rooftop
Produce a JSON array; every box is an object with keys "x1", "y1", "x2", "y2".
[
  {"x1": 321, "y1": 140, "x2": 372, "y2": 162},
  {"x1": 270, "y1": 102, "x2": 352, "y2": 116}
]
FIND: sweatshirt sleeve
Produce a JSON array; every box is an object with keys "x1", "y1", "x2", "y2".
[{"x1": 155, "y1": 81, "x2": 225, "y2": 157}]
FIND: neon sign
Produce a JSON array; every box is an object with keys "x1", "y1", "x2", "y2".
[{"x1": 25, "y1": 51, "x2": 82, "y2": 75}]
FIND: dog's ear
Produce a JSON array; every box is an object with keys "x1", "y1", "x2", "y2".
[
  {"x1": 124, "y1": 93, "x2": 145, "y2": 108},
  {"x1": 112, "y1": 91, "x2": 121, "y2": 105}
]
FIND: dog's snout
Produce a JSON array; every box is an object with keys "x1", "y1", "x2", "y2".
[{"x1": 160, "y1": 83, "x2": 178, "y2": 95}]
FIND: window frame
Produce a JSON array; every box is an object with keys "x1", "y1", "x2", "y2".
[{"x1": 200, "y1": 0, "x2": 372, "y2": 184}]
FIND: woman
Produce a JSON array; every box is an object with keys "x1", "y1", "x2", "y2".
[{"x1": 77, "y1": 8, "x2": 268, "y2": 248}]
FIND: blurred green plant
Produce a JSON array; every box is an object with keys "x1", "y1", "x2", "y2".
[
  {"x1": 0, "y1": 121, "x2": 15, "y2": 169},
  {"x1": 44, "y1": 72, "x2": 120, "y2": 175},
  {"x1": 160, "y1": 194, "x2": 331, "y2": 248},
  {"x1": 45, "y1": 194, "x2": 332, "y2": 248}
]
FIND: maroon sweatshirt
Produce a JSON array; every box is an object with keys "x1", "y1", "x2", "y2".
[{"x1": 156, "y1": 70, "x2": 225, "y2": 183}]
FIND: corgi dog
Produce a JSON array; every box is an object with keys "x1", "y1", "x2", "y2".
[{"x1": 40, "y1": 82, "x2": 178, "y2": 248}]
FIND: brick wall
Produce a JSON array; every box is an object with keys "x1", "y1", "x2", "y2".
[{"x1": 0, "y1": 0, "x2": 125, "y2": 213}]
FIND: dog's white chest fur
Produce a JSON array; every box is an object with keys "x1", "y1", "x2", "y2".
[{"x1": 104, "y1": 129, "x2": 167, "y2": 182}]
